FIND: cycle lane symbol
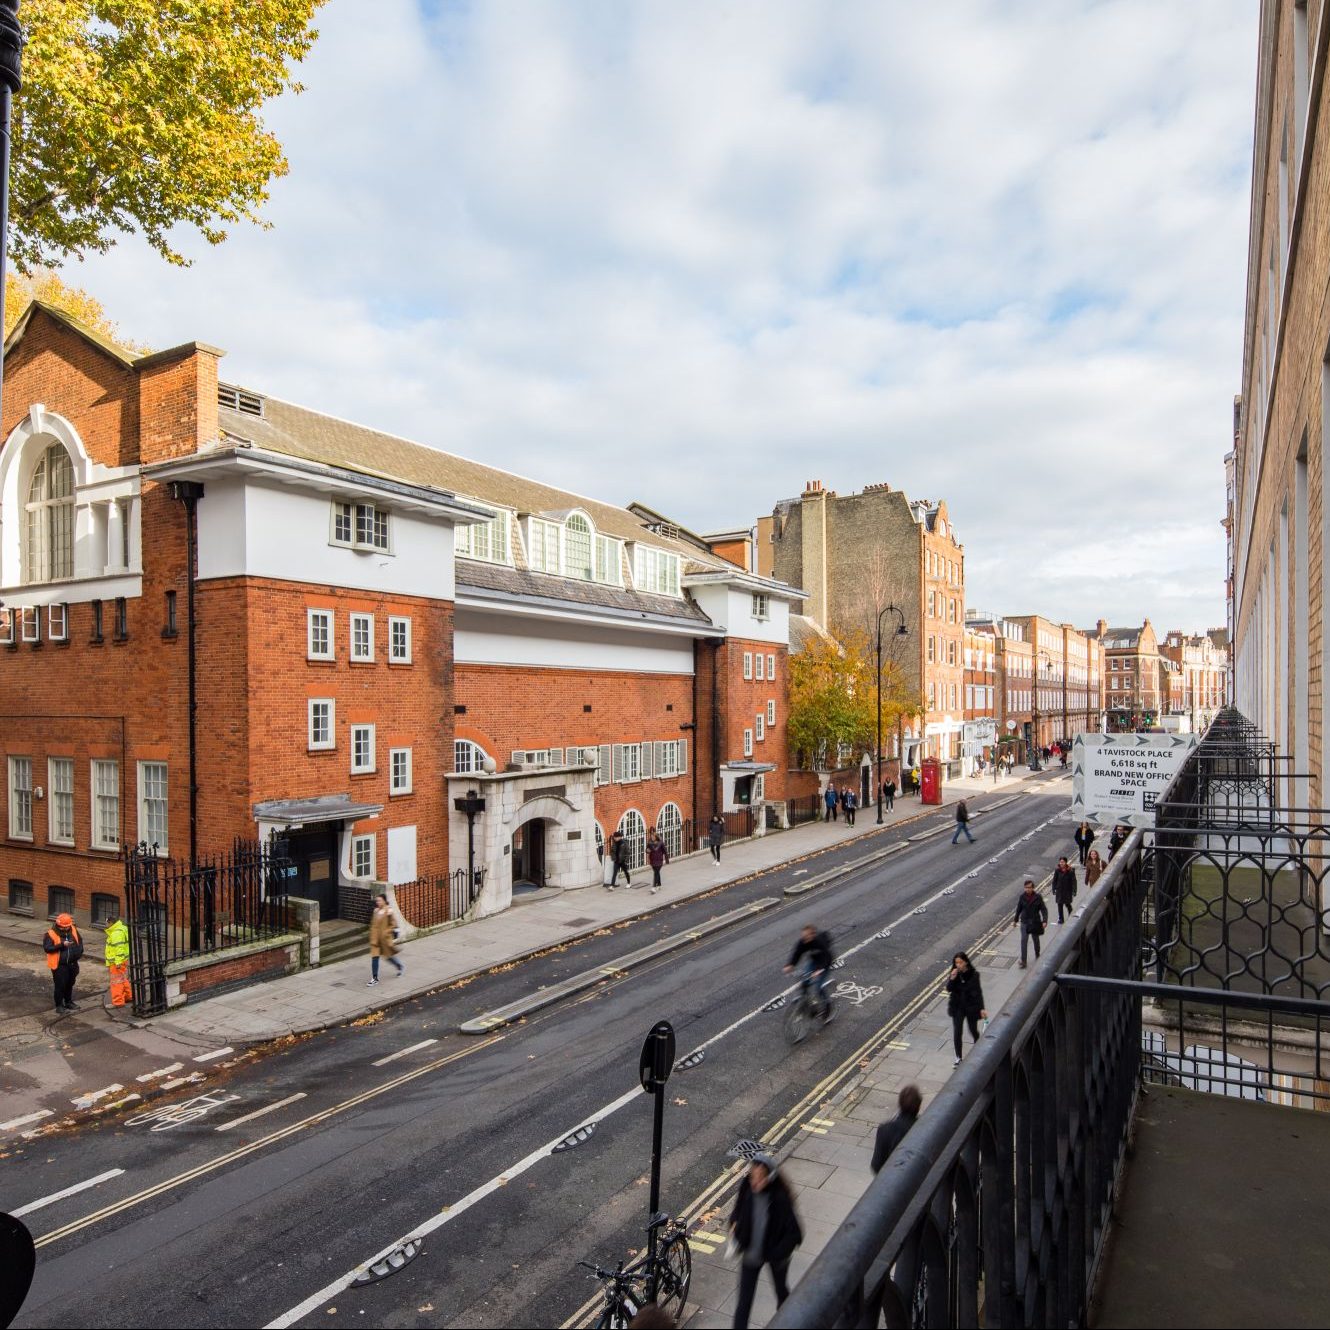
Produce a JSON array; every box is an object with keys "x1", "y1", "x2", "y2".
[
  {"x1": 125, "y1": 1091, "x2": 241, "y2": 1132},
  {"x1": 834, "y1": 981, "x2": 884, "y2": 1007}
]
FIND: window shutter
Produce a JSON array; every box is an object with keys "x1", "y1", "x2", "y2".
[
  {"x1": 678, "y1": 738, "x2": 687, "y2": 775},
  {"x1": 654, "y1": 741, "x2": 666, "y2": 777},
  {"x1": 598, "y1": 744, "x2": 612, "y2": 785},
  {"x1": 547, "y1": 748, "x2": 564, "y2": 765},
  {"x1": 612, "y1": 744, "x2": 624, "y2": 782},
  {"x1": 641, "y1": 741, "x2": 653, "y2": 779},
  {"x1": 511, "y1": 750, "x2": 526, "y2": 766}
]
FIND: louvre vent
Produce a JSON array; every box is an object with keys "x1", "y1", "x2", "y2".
[{"x1": 218, "y1": 383, "x2": 265, "y2": 417}]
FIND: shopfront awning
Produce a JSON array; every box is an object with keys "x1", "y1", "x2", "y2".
[{"x1": 252, "y1": 794, "x2": 384, "y2": 827}]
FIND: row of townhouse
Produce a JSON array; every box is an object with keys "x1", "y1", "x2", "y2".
[{"x1": 0, "y1": 303, "x2": 803, "y2": 941}]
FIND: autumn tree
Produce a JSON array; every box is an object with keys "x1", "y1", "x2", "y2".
[
  {"x1": 4, "y1": 268, "x2": 145, "y2": 348},
  {"x1": 10, "y1": 0, "x2": 326, "y2": 271}
]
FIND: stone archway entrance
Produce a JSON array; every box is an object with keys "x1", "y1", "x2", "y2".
[{"x1": 511, "y1": 819, "x2": 548, "y2": 892}]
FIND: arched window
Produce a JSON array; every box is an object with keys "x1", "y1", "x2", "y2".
[
  {"x1": 565, "y1": 513, "x2": 593, "y2": 581},
  {"x1": 656, "y1": 802, "x2": 684, "y2": 858},
  {"x1": 453, "y1": 740, "x2": 490, "y2": 774},
  {"x1": 25, "y1": 444, "x2": 74, "y2": 583},
  {"x1": 618, "y1": 809, "x2": 646, "y2": 870}
]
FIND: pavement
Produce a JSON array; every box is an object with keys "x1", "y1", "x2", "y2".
[
  {"x1": 676, "y1": 903, "x2": 1035, "y2": 1329},
  {"x1": 0, "y1": 765, "x2": 1044, "y2": 1157}
]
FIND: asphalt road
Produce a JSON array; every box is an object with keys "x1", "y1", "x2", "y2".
[{"x1": 6, "y1": 774, "x2": 1075, "y2": 1329}]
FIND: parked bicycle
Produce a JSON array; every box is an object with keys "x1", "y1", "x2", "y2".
[
  {"x1": 784, "y1": 976, "x2": 836, "y2": 1044},
  {"x1": 578, "y1": 1212, "x2": 692, "y2": 1328}
]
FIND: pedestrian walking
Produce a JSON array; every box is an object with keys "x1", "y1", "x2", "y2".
[
  {"x1": 708, "y1": 813, "x2": 725, "y2": 865},
  {"x1": 1013, "y1": 879, "x2": 1049, "y2": 968},
  {"x1": 945, "y1": 952, "x2": 987, "y2": 1066},
  {"x1": 44, "y1": 912, "x2": 83, "y2": 1012},
  {"x1": 839, "y1": 786, "x2": 850, "y2": 821},
  {"x1": 951, "y1": 799, "x2": 975, "y2": 845},
  {"x1": 882, "y1": 777, "x2": 895, "y2": 811},
  {"x1": 1052, "y1": 856, "x2": 1078, "y2": 923},
  {"x1": 1084, "y1": 849, "x2": 1105, "y2": 887},
  {"x1": 608, "y1": 829, "x2": 633, "y2": 887},
  {"x1": 844, "y1": 788, "x2": 857, "y2": 826},
  {"x1": 824, "y1": 784, "x2": 838, "y2": 822},
  {"x1": 871, "y1": 1085, "x2": 922, "y2": 1174},
  {"x1": 647, "y1": 828, "x2": 669, "y2": 894},
  {"x1": 1108, "y1": 824, "x2": 1128, "y2": 859},
  {"x1": 1073, "y1": 820, "x2": 1096, "y2": 866},
  {"x1": 104, "y1": 913, "x2": 131, "y2": 1009},
  {"x1": 367, "y1": 892, "x2": 404, "y2": 986},
  {"x1": 728, "y1": 1153, "x2": 803, "y2": 1330}
]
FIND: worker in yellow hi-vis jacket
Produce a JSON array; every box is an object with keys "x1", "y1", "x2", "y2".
[{"x1": 104, "y1": 915, "x2": 131, "y2": 1008}]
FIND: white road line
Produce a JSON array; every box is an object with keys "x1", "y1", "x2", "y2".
[
  {"x1": 215, "y1": 1093, "x2": 308, "y2": 1133},
  {"x1": 159, "y1": 1073, "x2": 205, "y2": 1092},
  {"x1": 193, "y1": 1046, "x2": 234, "y2": 1063},
  {"x1": 264, "y1": 1086, "x2": 643, "y2": 1330},
  {"x1": 71, "y1": 1084, "x2": 124, "y2": 1110},
  {"x1": 137, "y1": 1062, "x2": 184, "y2": 1082},
  {"x1": 371, "y1": 1039, "x2": 439, "y2": 1068},
  {"x1": 265, "y1": 811, "x2": 1065, "y2": 1330},
  {"x1": 1, "y1": 1109, "x2": 53, "y2": 1132},
  {"x1": 12, "y1": 1169, "x2": 125, "y2": 1218}
]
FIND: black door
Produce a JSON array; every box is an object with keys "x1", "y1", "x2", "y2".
[
  {"x1": 286, "y1": 823, "x2": 339, "y2": 918},
  {"x1": 512, "y1": 821, "x2": 547, "y2": 888}
]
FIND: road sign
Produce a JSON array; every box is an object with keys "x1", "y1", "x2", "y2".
[
  {"x1": 639, "y1": 1020, "x2": 676, "y2": 1092},
  {"x1": 1071, "y1": 732, "x2": 1199, "y2": 827},
  {"x1": 1006, "y1": 720, "x2": 1017, "y2": 732}
]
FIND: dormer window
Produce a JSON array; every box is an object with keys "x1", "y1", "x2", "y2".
[
  {"x1": 528, "y1": 517, "x2": 563, "y2": 574},
  {"x1": 633, "y1": 544, "x2": 681, "y2": 597},
  {"x1": 565, "y1": 513, "x2": 593, "y2": 580},
  {"x1": 455, "y1": 508, "x2": 512, "y2": 564},
  {"x1": 331, "y1": 500, "x2": 391, "y2": 552},
  {"x1": 25, "y1": 444, "x2": 74, "y2": 583}
]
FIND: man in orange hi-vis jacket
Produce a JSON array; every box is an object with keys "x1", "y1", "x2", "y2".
[{"x1": 43, "y1": 913, "x2": 83, "y2": 1012}]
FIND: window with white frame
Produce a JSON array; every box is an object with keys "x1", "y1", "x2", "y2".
[
  {"x1": 455, "y1": 509, "x2": 511, "y2": 564},
  {"x1": 8, "y1": 757, "x2": 32, "y2": 839},
  {"x1": 91, "y1": 759, "x2": 119, "y2": 850},
  {"x1": 0, "y1": 608, "x2": 12, "y2": 644},
  {"x1": 755, "y1": 773, "x2": 766, "y2": 800},
  {"x1": 308, "y1": 609, "x2": 334, "y2": 660},
  {"x1": 633, "y1": 545, "x2": 681, "y2": 597},
  {"x1": 743, "y1": 728, "x2": 753, "y2": 757},
  {"x1": 755, "y1": 713, "x2": 765, "y2": 742},
  {"x1": 48, "y1": 757, "x2": 74, "y2": 844},
  {"x1": 332, "y1": 501, "x2": 353, "y2": 545},
  {"x1": 617, "y1": 809, "x2": 646, "y2": 870},
  {"x1": 657, "y1": 802, "x2": 684, "y2": 857},
  {"x1": 752, "y1": 593, "x2": 769, "y2": 620},
  {"x1": 767, "y1": 699, "x2": 776, "y2": 727},
  {"x1": 613, "y1": 743, "x2": 643, "y2": 783},
  {"x1": 743, "y1": 652, "x2": 753, "y2": 680},
  {"x1": 309, "y1": 699, "x2": 335, "y2": 751},
  {"x1": 565, "y1": 513, "x2": 593, "y2": 580},
  {"x1": 350, "y1": 613, "x2": 374, "y2": 662},
  {"x1": 594, "y1": 534, "x2": 622, "y2": 585},
  {"x1": 351, "y1": 724, "x2": 376, "y2": 774},
  {"x1": 390, "y1": 748, "x2": 412, "y2": 795},
  {"x1": 138, "y1": 761, "x2": 169, "y2": 852},
  {"x1": 330, "y1": 500, "x2": 390, "y2": 552},
  {"x1": 527, "y1": 517, "x2": 563, "y2": 574},
  {"x1": 654, "y1": 739, "x2": 687, "y2": 779},
  {"x1": 20, "y1": 607, "x2": 39, "y2": 643},
  {"x1": 767, "y1": 653, "x2": 775, "y2": 679},
  {"x1": 388, "y1": 616, "x2": 412, "y2": 663},
  {"x1": 48, "y1": 604, "x2": 68, "y2": 642},
  {"x1": 755, "y1": 653, "x2": 765, "y2": 681},
  {"x1": 24, "y1": 444, "x2": 75, "y2": 584},
  {"x1": 351, "y1": 833, "x2": 375, "y2": 880},
  {"x1": 453, "y1": 739, "x2": 489, "y2": 773}
]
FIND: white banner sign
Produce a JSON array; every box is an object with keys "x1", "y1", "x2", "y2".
[
  {"x1": 1071, "y1": 733, "x2": 1198, "y2": 827},
  {"x1": 963, "y1": 718, "x2": 997, "y2": 748}
]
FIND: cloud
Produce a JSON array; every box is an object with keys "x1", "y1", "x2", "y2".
[{"x1": 68, "y1": 0, "x2": 1254, "y2": 629}]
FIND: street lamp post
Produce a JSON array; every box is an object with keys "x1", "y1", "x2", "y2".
[
  {"x1": 452, "y1": 789, "x2": 486, "y2": 905},
  {"x1": 876, "y1": 604, "x2": 909, "y2": 825}
]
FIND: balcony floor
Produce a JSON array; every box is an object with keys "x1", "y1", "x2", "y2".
[{"x1": 1092, "y1": 1085, "x2": 1330, "y2": 1328}]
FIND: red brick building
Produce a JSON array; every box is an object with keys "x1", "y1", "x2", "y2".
[{"x1": 1, "y1": 304, "x2": 802, "y2": 947}]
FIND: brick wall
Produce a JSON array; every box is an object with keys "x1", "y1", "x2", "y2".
[
  {"x1": 714, "y1": 637, "x2": 791, "y2": 800},
  {"x1": 176, "y1": 939, "x2": 298, "y2": 997}
]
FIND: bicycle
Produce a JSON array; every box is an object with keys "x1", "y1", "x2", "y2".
[
  {"x1": 578, "y1": 1212, "x2": 692, "y2": 1329},
  {"x1": 784, "y1": 973, "x2": 836, "y2": 1044}
]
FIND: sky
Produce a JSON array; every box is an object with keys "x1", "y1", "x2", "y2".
[{"x1": 67, "y1": 1, "x2": 1256, "y2": 632}]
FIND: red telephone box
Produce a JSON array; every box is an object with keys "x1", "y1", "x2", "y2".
[{"x1": 920, "y1": 756, "x2": 942, "y2": 805}]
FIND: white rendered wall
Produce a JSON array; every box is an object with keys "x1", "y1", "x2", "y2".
[
  {"x1": 687, "y1": 584, "x2": 791, "y2": 646},
  {"x1": 455, "y1": 607, "x2": 695, "y2": 674},
  {"x1": 195, "y1": 477, "x2": 457, "y2": 599}
]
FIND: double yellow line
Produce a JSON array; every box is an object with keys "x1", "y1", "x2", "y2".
[{"x1": 34, "y1": 1036, "x2": 503, "y2": 1248}]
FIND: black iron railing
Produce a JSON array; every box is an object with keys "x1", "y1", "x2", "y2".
[
  {"x1": 723, "y1": 807, "x2": 755, "y2": 843},
  {"x1": 395, "y1": 868, "x2": 486, "y2": 929},
  {"x1": 123, "y1": 839, "x2": 292, "y2": 1017},
  {"x1": 787, "y1": 793, "x2": 823, "y2": 827}
]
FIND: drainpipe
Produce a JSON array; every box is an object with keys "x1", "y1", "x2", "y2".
[
  {"x1": 711, "y1": 639, "x2": 722, "y2": 817},
  {"x1": 169, "y1": 481, "x2": 204, "y2": 869}
]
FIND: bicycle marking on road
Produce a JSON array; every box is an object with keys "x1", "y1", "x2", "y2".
[
  {"x1": 834, "y1": 981, "x2": 884, "y2": 1007},
  {"x1": 125, "y1": 1091, "x2": 241, "y2": 1132}
]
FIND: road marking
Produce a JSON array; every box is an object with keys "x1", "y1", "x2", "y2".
[
  {"x1": 810, "y1": 1117, "x2": 835, "y2": 1128},
  {"x1": 126, "y1": 1092, "x2": 241, "y2": 1132},
  {"x1": 264, "y1": 1085, "x2": 644, "y2": 1330},
  {"x1": 71, "y1": 1084, "x2": 124, "y2": 1110},
  {"x1": 371, "y1": 1039, "x2": 438, "y2": 1068},
  {"x1": 137, "y1": 1063, "x2": 184, "y2": 1082},
  {"x1": 13, "y1": 1169, "x2": 125, "y2": 1218},
  {"x1": 800, "y1": 1123, "x2": 828, "y2": 1135},
  {"x1": 34, "y1": 1036, "x2": 503, "y2": 1250},
  {"x1": 1, "y1": 1109, "x2": 52, "y2": 1132},
  {"x1": 193, "y1": 1046, "x2": 234, "y2": 1063},
  {"x1": 215, "y1": 1093, "x2": 308, "y2": 1132},
  {"x1": 104, "y1": 1094, "x2": 142, "y2": 1111},
  {"x1": 159, "y1": 1073, "x2": 205, "y2": 1092}
]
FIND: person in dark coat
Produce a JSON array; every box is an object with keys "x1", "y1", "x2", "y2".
[
  {"x1": 951, "y1": 799, "x2": 974, "y2": 845},
  {"x1": 1073, "y1": 821, "x2": 1095, "y2": 865},
  {"x1": 824, "y1": 784, "x2": 838, "y2": 822},
  {"x1": 646, "y1": 829, "x2": 669, "y2": 894},
  {"x1": 1051, "y1": 856, "x2": 1078, "y2": 923},
  {"x1": 945, "y1": 952, "x2": 987, "y2": 1065},
  {"x1": 1014, "y1": 879, "x2": 1049, "y2": 967},
  {"x1": 43, "y1": 912, "x2": 83, "y2": 1012},
  {"x1": 882, "y1": 778, "x2": 896, "y2": 811},
  {"x1": 608, "y1": 829, "x2": 632, "y2": 888},
  {"x1": 729, "y1": 1154, "x2": 803, "y2": 1329},
  {"x1": 1108, "y1": 824, "x2": 1128, "y2": 859},
  {"x1": 844, "y1": 788, "x2": 857, "y2": 826},
  {"x1": 871, "y1": 1085, "x2": 922, "y2": 1174},
  {"x1": 708, "y1": 813, "x2": 725, "y2": 864}
]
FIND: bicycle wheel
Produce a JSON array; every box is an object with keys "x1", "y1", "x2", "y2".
[
  {"x1": 784, "y1": 995, "x2": 810, "y2": 1045},
  {"x1": 820, "y1": 992, "x2": 836, "y2": 1026},
  {"x1": 655, "y1": 1235, "x2": 692, "y2": 1321},
  {"x1": 593, "y1": 1294, "x2": 636, "y2": 1330}
]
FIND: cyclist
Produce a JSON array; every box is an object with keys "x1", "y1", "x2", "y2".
[{"x1": 784, "y1": 924, "x2": 835, "y2": 1018}]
